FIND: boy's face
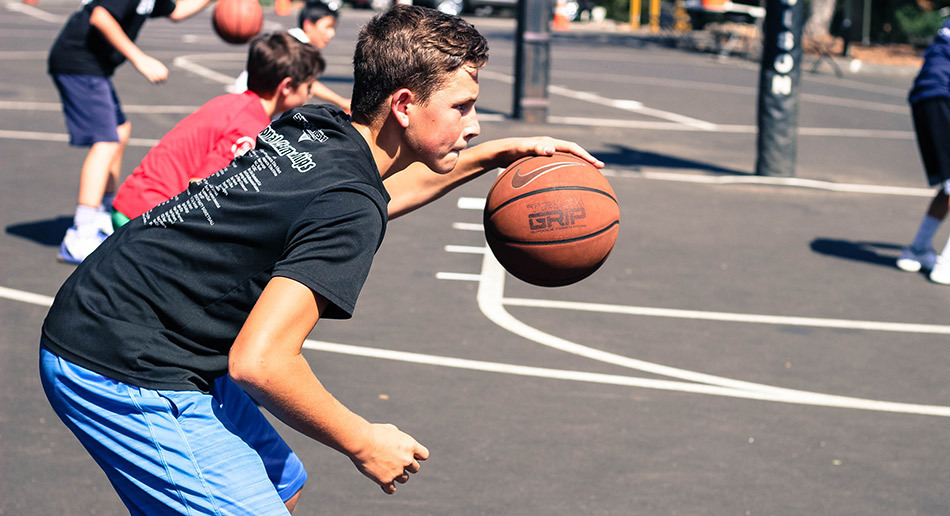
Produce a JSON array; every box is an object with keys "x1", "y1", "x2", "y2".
[
  {"x1": 303, "y1": 16, "x2": 336, "y2": 50},
  {"x1": 404, "y1": 66, "x2": 481, "y2": 174},
  {"x1": 277, "y1": 79, "x2": 315, "y2": 112}
]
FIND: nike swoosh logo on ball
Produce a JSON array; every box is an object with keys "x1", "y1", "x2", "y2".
[{"x1": 510, "y1": 162, "x2": 584, "y2": 189}]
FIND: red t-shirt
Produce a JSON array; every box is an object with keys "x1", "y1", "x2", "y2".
[{"x1": 114, "y1": 91, "x2": 270, "y2": 219}]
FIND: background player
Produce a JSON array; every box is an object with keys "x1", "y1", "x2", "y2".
[
  {"x1": 233, "y1": 0, "x2": 350, "y2": 112},
  {"x1": 49, "y1": 0, "x2": 215, "y2": 263},
  {"x1": 896, "y1": 17, "x2": 950, "y2": 284},
  {"x1": 111, "y1": 32, "x2": 324, "y2": 226}
]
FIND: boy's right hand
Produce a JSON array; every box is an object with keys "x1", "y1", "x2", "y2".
[
  {"x1": 133, "y1": 55, "x2": 169, "y2": 83},
  {"x1": 351, "y1": 423, "x2": 430, "y2": 494}
]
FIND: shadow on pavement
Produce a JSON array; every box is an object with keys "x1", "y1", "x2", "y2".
[
  {"x1": 810, "y1": 238, "x2": 903, "y2": 268},
  {"x1": 6, "y1": 216, "x2": 72, "y2": 247},
  {"x1": 598, "y1": 143, "x2": 749, "y2": 174}
]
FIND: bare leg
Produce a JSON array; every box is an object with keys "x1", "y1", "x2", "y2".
[
  {"x1": 77, "y1": 141, "x2": 122, "y2": 208},
  {"x1": 105, "y1": 121, "x2": 132, "y2": 196},
  {"x1": 77, "y1": 121, "x2": 130, "y2": 207},
  {"x1": 285, "y1": 489, "x2": 302, "y2": 513}
]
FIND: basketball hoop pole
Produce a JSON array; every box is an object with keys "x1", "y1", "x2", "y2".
[{"x1": 513, "y1": 0, "x2": 551, "y2": 122}]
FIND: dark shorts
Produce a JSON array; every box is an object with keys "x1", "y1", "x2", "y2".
[
  {"x1": 912, "y1": 97, "x2": 950, "y2": 187},
  {"x1": 51, "y1": 74, "x2": 128, "y2": 146}
]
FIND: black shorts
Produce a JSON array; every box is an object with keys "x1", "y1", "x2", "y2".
[{"x1": 912, "y1": 97, "x2": 950, "y2": 187}]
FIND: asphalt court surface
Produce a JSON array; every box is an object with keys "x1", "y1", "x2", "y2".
[{"x1": 1, "y1": 2, "x2": 949, "y2": 515}]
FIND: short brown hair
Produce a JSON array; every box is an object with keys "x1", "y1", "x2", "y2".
[
  {"x1": 246, "y1": 32, "x2": 326, "y2": 96},
  {"x1": 350, "y1": 5, "x2": 488, "y2": 123}
]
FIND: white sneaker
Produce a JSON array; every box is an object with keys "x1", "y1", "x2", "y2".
[
  {"x1": 896, "y1": 246, "x2": 937, "y2": 272},
  {"x1": 97, "y1": 211, "x2": 115, "y2": 236},
  {"x1": 929, "y1": 255, "x2": 950, "y2": 285},
  {"x1": 57, "y1": 227, "x2": 107, "y2": 264}
]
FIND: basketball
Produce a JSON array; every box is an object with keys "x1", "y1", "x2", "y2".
[
  {"x1": 483, "y1": 152, "x2": 620, "y2": 287},
  {"x1": 212, "y1": 0, "x2": 263, "y2": 45}
]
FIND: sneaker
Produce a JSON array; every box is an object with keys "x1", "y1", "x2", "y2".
[
  {"x1": 57, "y1": 227, "x2": 106, "y2": 264},
  {"x1": 97, "y1": 211, "x2": 115, "y2": 236},
  {"x1": 930, "y1": 255, "x2": 950, "y2": 285},
  {"x1": 896, "y1": 246, "x2": 937, "y2": 272}
]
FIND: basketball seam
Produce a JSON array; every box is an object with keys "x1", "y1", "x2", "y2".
[
  {"x1": 486, "y1": 220, "x2": 619, "y2": 246},
  {"x1": 485, "y1": 186, "x2": 618, "y2": 218}
]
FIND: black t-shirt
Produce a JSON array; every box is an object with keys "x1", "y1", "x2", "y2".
[
  {"x1": 42, "y1": 105, "x2": 390, "y2": 392},
  {"x1": 48, "y1": 0, "x2": 176, "y2": 76}
]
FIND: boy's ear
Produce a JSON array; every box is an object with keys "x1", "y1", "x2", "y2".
[
  {"x1": 276, "y1": 76, "x2": 295, "y2": 97},
  {"x1": 390, "y1": 88, "x2": 413, "y2": 129}
]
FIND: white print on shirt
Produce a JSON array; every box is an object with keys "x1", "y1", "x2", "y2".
[
  {"x1": 231, "y1": 136, "x2": 256, "y2": 158},
  {"x1": 257, "y1": 125, "x2": 316, "y2": 173},
  {"x1": 293, "y1": 112, "x2": 329, "y2": 144},
  {"x1": 143, "y1": 152, "x2": 281, "y2": 228},
  {"x1": 136, "y1": 0, "x2": 156, "y2": 15}
]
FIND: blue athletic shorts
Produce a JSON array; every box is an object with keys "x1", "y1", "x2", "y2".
[
  {"x1": 51, "y1": 74, "x2": 128, "y2": 146},
  {"x1": 39, "y1": 343, "x2": 307, "y2": 516}
]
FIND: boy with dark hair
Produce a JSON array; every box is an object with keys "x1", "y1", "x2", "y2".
[
  {"x1": 234, "y1": 1, "x2": 349, "y2": 111},
  {"x1": 40, "y1": 5, "x2": 603, "y2": 514},
  {"x1": 49, "y1": 0, "x2": 215, "y2": 263},
  {"x1": 111, "y1": 32, "x2": 325, "y2": 225}
]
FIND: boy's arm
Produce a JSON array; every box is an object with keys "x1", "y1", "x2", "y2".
[
  {"x1": 229, "y1": 276, "x2": 429, "y2": 494},
  {"x1": 168, "y1": 0, "x2": 215, "y2": 22},
  {"x1": 89, "y1": 6, "x2": 168, "y2": 83},
  {"x1": 310, "y1": 80, "x2": 351, "y2": 113},
  {"x1": 385, "y1": 136, "x2": 604, "y2": 219}
]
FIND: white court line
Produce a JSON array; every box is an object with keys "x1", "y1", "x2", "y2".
[
  {"x1": 544, "y1": 116, "x2": 914, "y2": 139},
  {"x1": 629, "y1": 169, "x2": 934, "y2": 197},
  {"x1": 435, "y1": 272, "x2": 483, "y2": 282},
  {"x1": 451, "y1": 222, "x2": 484, "y2": 232},
  {"x1": 173, "y1": 55, "x2": 240, "y2": 85},
  {"x1": 173, "y1": 53, "x2": 354, "y2": 89},
  {"x1": 547, "y1": 84, "x2": 719, "y2": 131},
  {"x1": 0, "y1": 286, "x2": 53, "y2": 307},
  {"x1": 4, "y1": 1, "x2": 63, "y2": 23},
  {"x1": 503, "y1": 297, "x2": 950, "y2": 335},
  {"x1": 471, "y1": 239, "x2": 950, "y2": 417},
  {"x1": 0, "y1": 129, "x2": 158, "y2": 147},
  {"x1": 303, "y1": 340, "x2": 950, "y2": 417},
  {"x1": 445, "y1": 245, "x2": 486, "y2": 255},
  {"x1": 0, "y1": 100, "x2": 199, "y2": 114},
  {"x1": 550, "y1": 71, "x2": 908, "y2": 114},
  {"x1": 457, "y1": 197, "x2": 487, "y2": 210},
  {"x1": 478, "y1": 69, "x2": 913, "y2": 137},
  {"x1": 4, "y1": 272, "x2": 949, "y2": 417}
]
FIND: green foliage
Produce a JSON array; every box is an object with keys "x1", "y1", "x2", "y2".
[
  {"x1": 894, "y1": 4, "x2": 946, "y2": 46},
  {"x1": 599, "y1": 0, "x2": 630, "y2": 23}
]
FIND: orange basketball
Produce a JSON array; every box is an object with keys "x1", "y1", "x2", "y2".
[
  {"x1": 483, "y1": 152, "x2": 620, "y2": 287},
  {"x1": 212, "y1": 0, "x2": 263, "y2": 45}
]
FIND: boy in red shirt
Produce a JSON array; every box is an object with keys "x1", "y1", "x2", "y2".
[{"x1": 111, "y1": 32, "x2": 324, "y2": 225}]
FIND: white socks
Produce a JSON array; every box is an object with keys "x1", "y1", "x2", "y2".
[
  {"x1": 911, "y1": 215, "x2": 942, "y2": 252},
  {"x1": 73, "y1": 201, "x2": 113, "y2": 239}
]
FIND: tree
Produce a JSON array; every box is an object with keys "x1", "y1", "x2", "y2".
[{"x1": 804, "y1": 0, "x2": 837, "y2": 38}]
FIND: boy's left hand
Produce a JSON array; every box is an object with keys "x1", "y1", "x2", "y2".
[{"x1": 487, "y1": 136, "x2": 604, "y2": 171}]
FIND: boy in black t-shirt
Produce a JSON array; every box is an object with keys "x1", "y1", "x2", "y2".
[
  {"x1": 48, "y1": 0, "x2": 214, "y2": 264},
  {"x1": 40, "y1": 5, "x2": 604, "y2": 514}
]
